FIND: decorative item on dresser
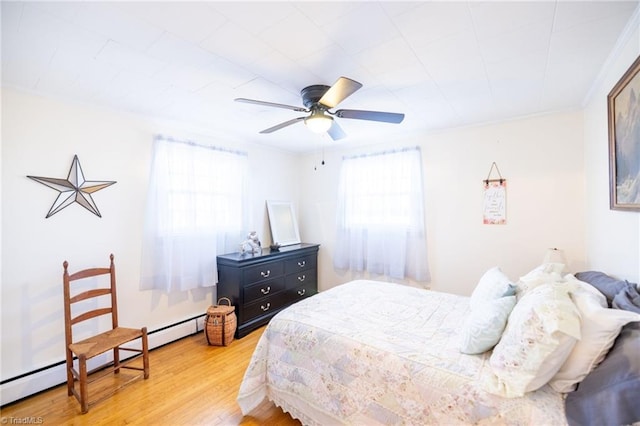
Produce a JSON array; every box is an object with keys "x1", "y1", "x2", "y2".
[{"x1": 216, "y1": 243, "x2": 319, "y2": 338}]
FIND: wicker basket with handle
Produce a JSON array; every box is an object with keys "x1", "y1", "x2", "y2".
[{"x1": 205, "y1": 297, "x2": 236, "y2": 346}]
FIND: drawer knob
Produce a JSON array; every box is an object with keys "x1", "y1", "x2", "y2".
[
  {"x1": 297, "y1": 289, "x2": 306, "y2": 296},
  {"x1": 261, "y1": 286, "x2": 271, "y2": 294},
  {"x1": 260, "y1": 270, "x2": 271, "y2": 278},
  {"x1": 297, "y1": 275, "x2": 306, "y2": 282},
  {"x1": 261, "y1": 303, "x2": 271, "y2": 311},
  {"x1": 297, "y1": 260, "x2": 306, "y2": 267}
]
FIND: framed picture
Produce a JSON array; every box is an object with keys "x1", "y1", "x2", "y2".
[
  {"x1": 266, "y1": 200, "x2": 301, "y2": 246},
  {"x1": 608, "y1": 55, "x2": 640, "y2": 211},
  {"x1": 482, "y1": 180, "x2": 507, "y2": 225}
]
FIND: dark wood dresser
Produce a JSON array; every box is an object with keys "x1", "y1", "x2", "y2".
[{"x1": 216, "y1": 243, "x2": 319, "y2": 338}]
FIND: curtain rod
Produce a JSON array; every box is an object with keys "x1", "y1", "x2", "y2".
[
  {"x1": 343, "y1": 146, "x2": 420, "y2": 160},
  {"x1": 155, "y1": 134, "x2": 248, "y2": 157}
]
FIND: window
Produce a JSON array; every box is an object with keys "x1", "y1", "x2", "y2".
[
  {"x1": 334, "y1": 147, "x2": 430, "y2": 282},
  {"x1": 140, "y1": 136, "x2": 249, "y2": 291},
  {"x1": 156, "y1": 141, "x2": 245, "y2": 235}
]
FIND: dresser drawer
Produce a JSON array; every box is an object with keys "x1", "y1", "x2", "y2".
[
  {"x1": 284, "y1": 254, "x2": 317, "y2": 274},
  {"x1": 243, "y1": 260, "x2": 284, "y2": 284},
  {"x1": 287, "y1": 281, "x2": 318, "y2": 303},
  {"x1": 285, "y1": 269, "x2": 317, "y2": 302},
  {"x1": 243, "y1": 278, "x2": 285, "y2": 303},
  {"x1": 285, "y1": 269, "x2": 316, "y2": 288},
  {"x1": 243, "y1": 295, "x2": 287, "y2": 322}
]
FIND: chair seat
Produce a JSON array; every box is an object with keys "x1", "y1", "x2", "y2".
[{"x1": 69, "y1": 327, "x2": 143, "y2": 359}]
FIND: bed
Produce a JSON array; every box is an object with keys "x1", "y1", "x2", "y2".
[{"x1": 237, "y1": 268, "x2": 640, "y2": 426}]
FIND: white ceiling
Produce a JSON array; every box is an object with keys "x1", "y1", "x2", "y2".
[{"x1": 2, "y1": 1, "x2": 638, "y2": 152}]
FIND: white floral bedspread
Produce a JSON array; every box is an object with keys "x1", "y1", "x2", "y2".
[{"x1": 237, "y1": 280, "x2": 566, "y2": 425}]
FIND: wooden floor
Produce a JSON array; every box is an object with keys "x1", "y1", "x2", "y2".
[{"x1": 0, "y1": 327, "x2": 301, "y2": 425}]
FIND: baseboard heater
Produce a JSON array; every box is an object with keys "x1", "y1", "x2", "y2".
[{"x1": 0, "y1": 313, "x2": 207, "y2": 407}]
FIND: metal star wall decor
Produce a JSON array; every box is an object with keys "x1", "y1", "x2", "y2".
[{"x1": 28, "y1": 155, "x2": 116, "y2": 218}]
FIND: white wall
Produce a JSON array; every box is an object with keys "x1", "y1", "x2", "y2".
[
  {"x1": 0, "y1": 88, "x2": 299, "y2": 403},
  {"x1": 299, "y1": 111, "x2": 587, "y2": 296},
  {"x1": 583, "y1": 14, "x2": 640, "y2": 284}
]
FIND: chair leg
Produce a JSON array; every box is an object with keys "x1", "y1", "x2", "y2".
[
  {"x1": 113, "y1": 346, "x2": 120, "y2": 374},
  {"x1": 78, "y1": 354, "x2": 89, "y2": 414},
  {"x1": 142, "y1": 327, "x2": 149, "y2": 379},
  {"x1": 65, "y1": 349, "x2": 74, "y2": 396}
]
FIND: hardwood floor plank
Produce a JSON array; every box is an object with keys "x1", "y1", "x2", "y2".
[{"x1": 0, "y1": 327, "x2": 301, "y2": 425}]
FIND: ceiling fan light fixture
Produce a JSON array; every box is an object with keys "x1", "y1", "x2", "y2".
[
  {"x1": 304, "y1": 113, "x2": 333, "y2": 134},
  {"x1": 237, "y1": 76, "x2": 404, "y2": 140}
]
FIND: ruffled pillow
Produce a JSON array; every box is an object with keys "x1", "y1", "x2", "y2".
[
  {"x1": 484, "y1": 283, "x2": 581, "y2": 397},
  {"x1": 515, "y1": 263, "x2": 565, "y2": 299}
]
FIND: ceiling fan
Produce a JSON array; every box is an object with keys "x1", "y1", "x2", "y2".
[{"x1": 235, "y1": 77, "x2": 404, "y2": 140}]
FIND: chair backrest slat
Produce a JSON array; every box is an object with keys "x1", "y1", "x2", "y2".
[
  {"x1": 68, "y1": 267, "x2": 110, "y2": 281},
  {"x1": 69, "y1": 288, "x2": 112, "y2": 304},
  {"x1": 71, "y1": 307, "x2": 113, "y2": 325},
  {"x1": 63, "y1": 254, "x2": 119, "y2": 346}
]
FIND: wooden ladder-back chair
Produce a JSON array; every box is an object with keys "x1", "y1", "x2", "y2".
[{"x1": 63, "y1": 254, "x2": 149, "y2": 413}]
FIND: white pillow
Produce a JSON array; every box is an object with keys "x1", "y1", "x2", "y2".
[
  {"x1": 484, "y1": 283, "x2": 581, "y2": 398},
  {"x1": 459, "y1": 295, "x2": 516, "y2": 354},
  {"x1": 515, "y1": 263, "x2": 565, "y2": 299},
  {"x1": 470, "y1": 267, "x2": 513, "y2": 310},
  {"x1": 549, "y1": 283, "x2": 640, "y2": 392},
  {"x1": 566, "y1": 274, "x2": 607, "y2": 307}
]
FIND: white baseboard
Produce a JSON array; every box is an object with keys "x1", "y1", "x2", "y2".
[{"x1": 1, "y1": 316, "x2": 203, "y2": 406}]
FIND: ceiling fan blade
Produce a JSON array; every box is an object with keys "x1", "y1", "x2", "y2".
[
  {"x1": 235, "y1": 98, "x2": 307, "y2": 112},
  {"x1": 259, "y1": 117, "x2": 305, "y2": 134},
  {"x1": 334, "y1": 109, "x2": 405, "y2": 124},
  {"x1": 318, "y1": 77, "x2": 363, "y2": 108},
  {"x1": 327, "y1": 120, "x2": 347, "y2": 140}
]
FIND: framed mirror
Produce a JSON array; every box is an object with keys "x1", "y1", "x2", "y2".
[{"x1": 266, "y1": 200, "x2": 301, "y2": 246}]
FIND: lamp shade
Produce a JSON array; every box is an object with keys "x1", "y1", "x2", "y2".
[
  {"x1": 304, "y1": 113, "x2": 333, "y2": 133},
  {"x1": 543, "y1": 247, "x2": 567, "y2": 265}
]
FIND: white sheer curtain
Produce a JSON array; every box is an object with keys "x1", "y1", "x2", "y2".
[
  {"x1": 334, "y1": 147, "x2": 430, "y2": 282},
  {"x1": 140, "y1": 135, "x2": 249, "y2": 292}
]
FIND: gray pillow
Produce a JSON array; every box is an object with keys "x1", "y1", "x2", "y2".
[
  {"x1": 565, "y1": 322, "x2": 640, "y2": 426},
  {"x1": 612, "y1": 282, "x2": 640, "y2": 313},
  {"x1": 574, "y1": 271, "x2": 628, "y2": 307}
]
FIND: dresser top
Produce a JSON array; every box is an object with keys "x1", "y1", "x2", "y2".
[{"x1": 217, "y1": 243, "x2": 319, "y2": 266}]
